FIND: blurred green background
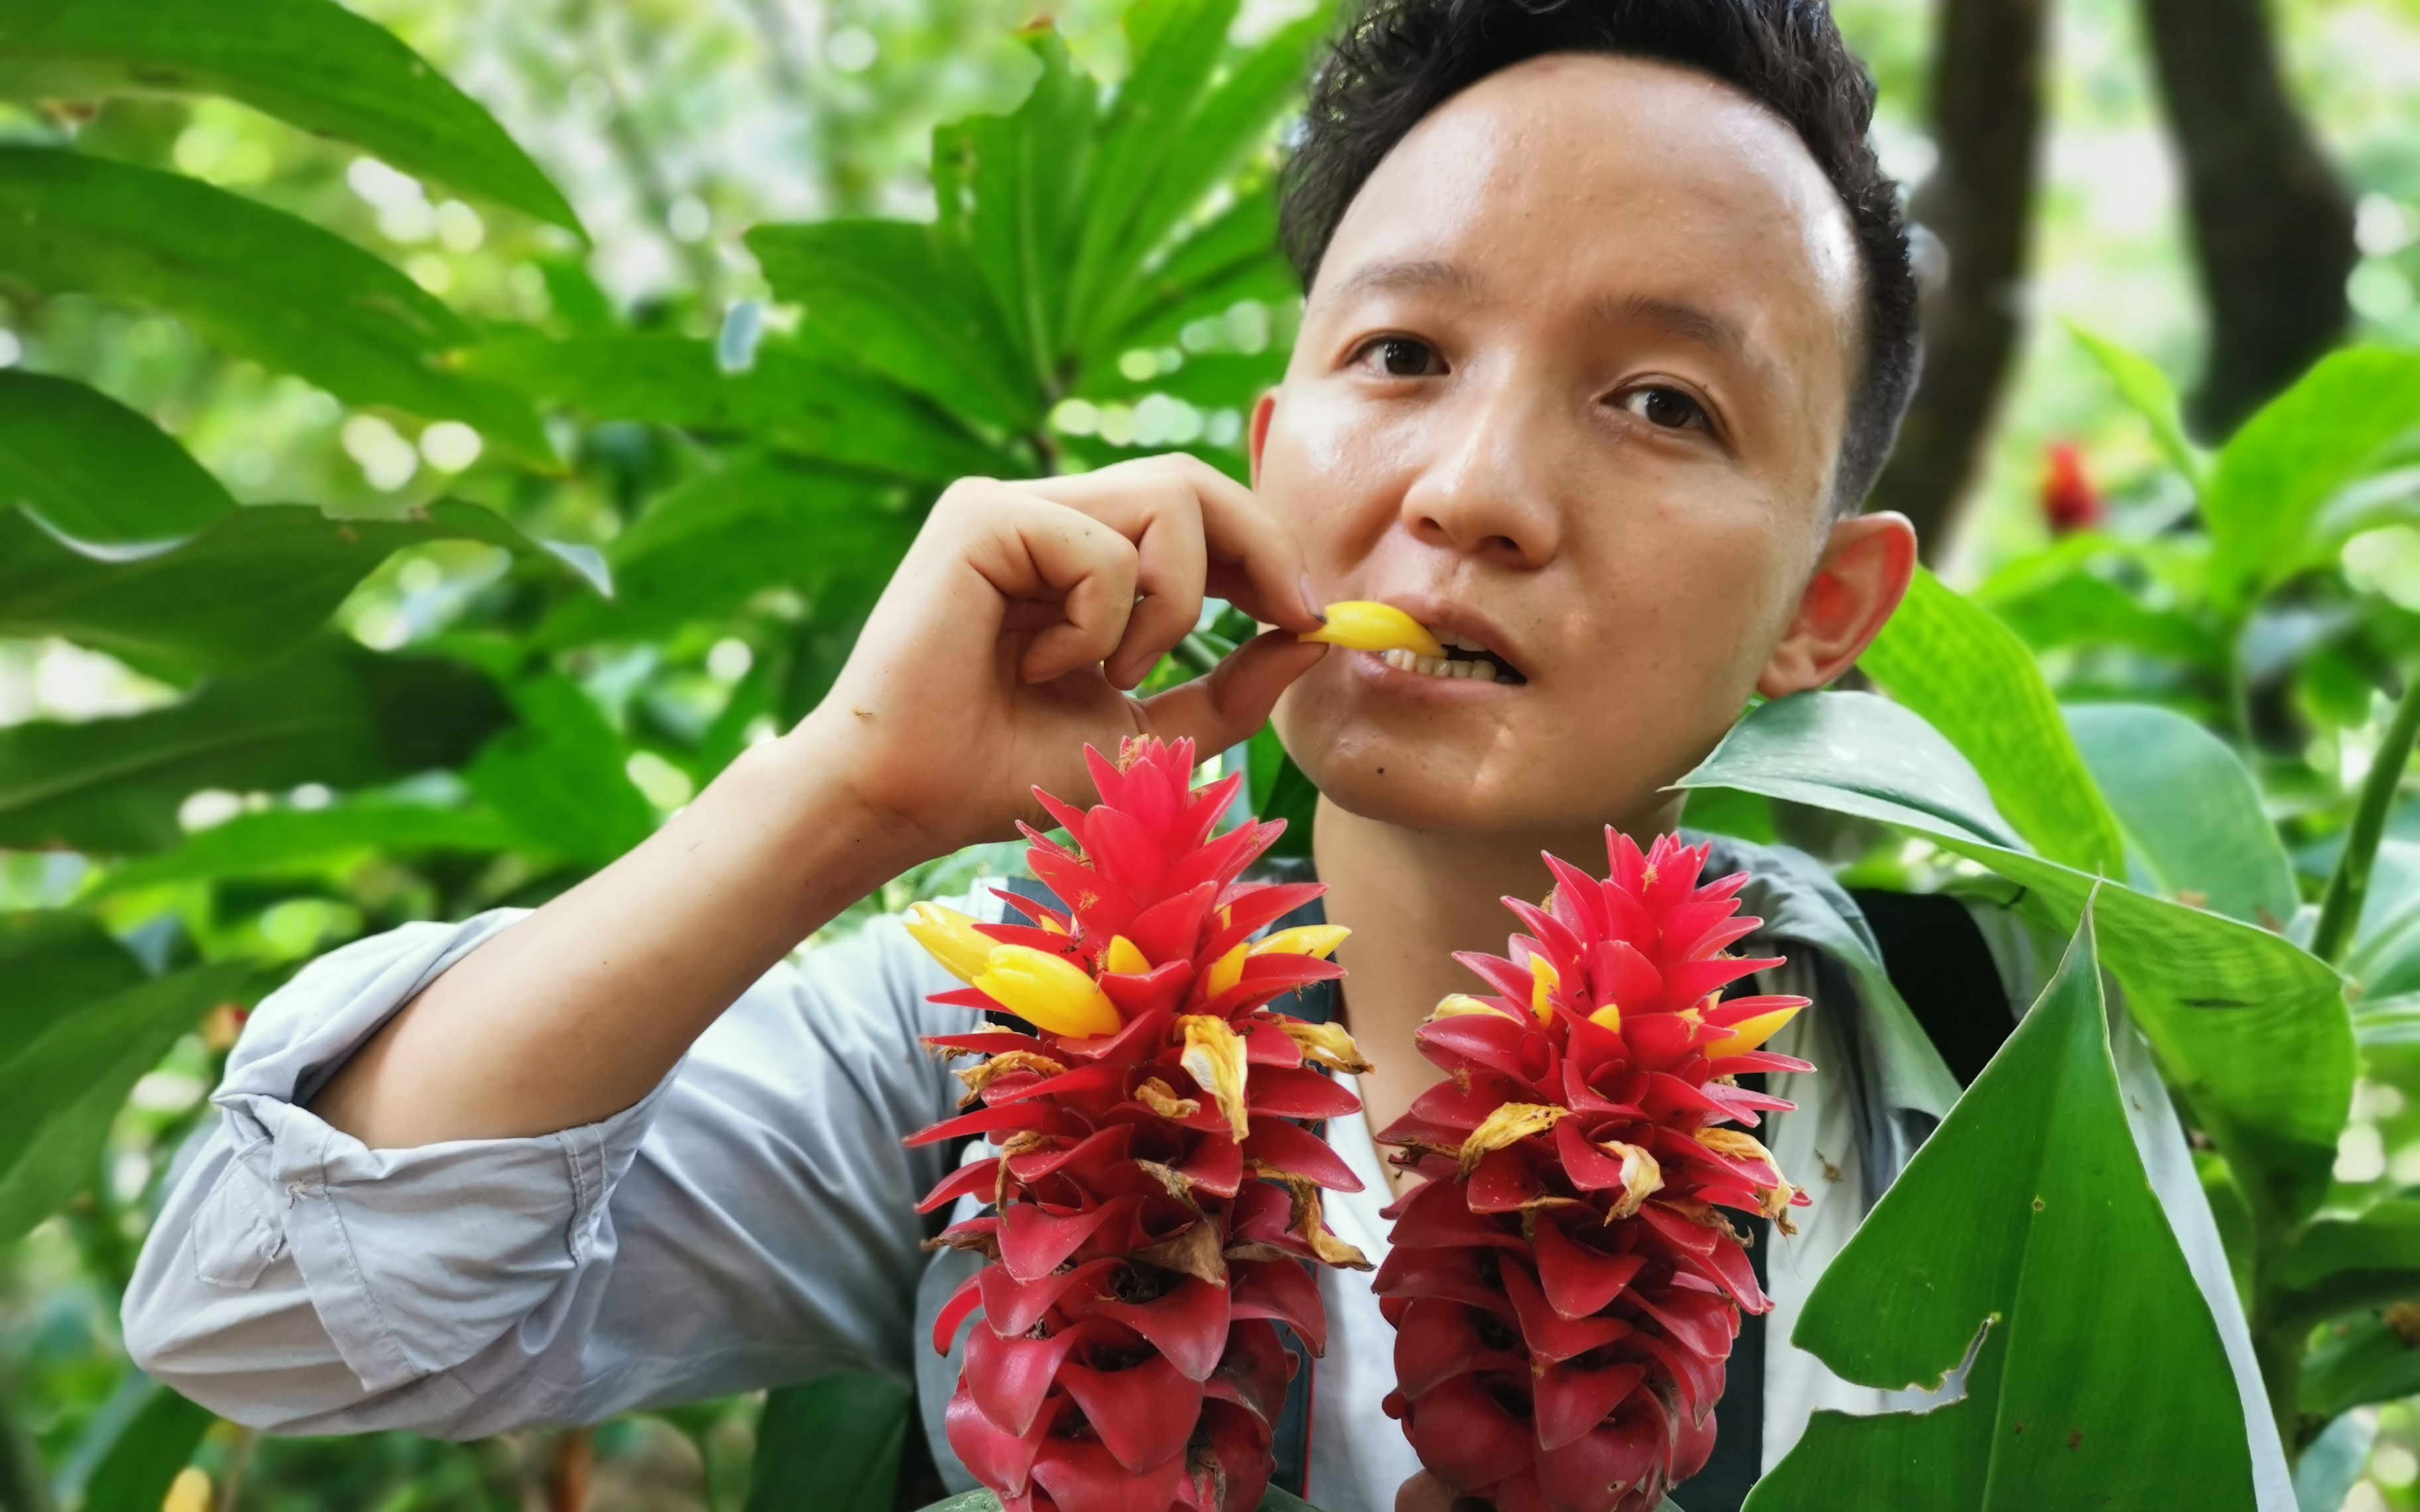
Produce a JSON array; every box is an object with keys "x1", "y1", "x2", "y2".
[{"x1": 13, "y1": 0, "x2": 2420, "y2": 1507}]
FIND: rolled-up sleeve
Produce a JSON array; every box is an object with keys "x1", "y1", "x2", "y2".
[{"x1": 123, "y1": 902, "x2": 971, "y2": 1438}]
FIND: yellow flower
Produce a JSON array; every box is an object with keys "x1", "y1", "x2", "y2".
[
  {"x1": 1708, "y1": 1004, "x2": 1803, "y2": 1059},
  {"x1": 1103, "y1": 935, "x2": 1152, "y2": 976},
  {"x1": 1179, "y1": 1015, "x2": 1252, "y2": 1141},
  {"x1": 1251, "y1": 924, "x2": 1349, "y2": 960},
  {"x1": 1526, "y1": 956, "x2": 1560, "y2": 1026},
  {"x1": 1204, "y1": 940, "x2": 1249, "y2": 998},
  {"x1": 1430, "y1": 993, "x2": 1500, "y2": 1021},
  {"x1": 904, "y1": 902, "x2": 998, "y2": 985},
  {"x1": 973, "y1": 946, "x2": 1122, "y2": 1039},
  {"x1": 1300, "y1": 601, "x2": 1445, "y2": 659}
]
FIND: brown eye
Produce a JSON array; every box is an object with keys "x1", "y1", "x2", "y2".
[
  {"x1": 1623, "y1": 386, "x2": 1709, "y2": 431},
  {"x1": 1359, "y1": 336, "x2": 1438, "y2": 377}
]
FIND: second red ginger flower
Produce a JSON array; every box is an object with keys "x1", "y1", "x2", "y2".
[
  {"x1": 1375, "y1": 832, "x2": 1814, "y2": 1512},
  {"x1": 902, "y1": 737, "x2": 1375, "y2": 1512}
]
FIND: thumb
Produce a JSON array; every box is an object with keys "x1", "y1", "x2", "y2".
[{"x1": 1138, "y1": 629, "x2": 1327, "y2": 754}]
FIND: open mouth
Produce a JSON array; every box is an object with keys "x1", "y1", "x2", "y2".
[{"x1": 1375, "y1": 631, "x2": 1527, "y2": 685}]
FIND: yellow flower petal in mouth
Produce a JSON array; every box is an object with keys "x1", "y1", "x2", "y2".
[
  {"x1": 904, "y1": 902, "x2": 998, "y2": 985},
  {"x1": 1299, "y1": 600, "x2": 1447, "y2": 659},
  {"x1": 972, "y1": 945, "x2": 1122, "y2": 1039}
]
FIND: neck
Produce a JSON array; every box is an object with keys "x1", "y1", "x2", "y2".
[{"x1": 1312, "y1": 791, "x2": 1686, "y2": 1194}]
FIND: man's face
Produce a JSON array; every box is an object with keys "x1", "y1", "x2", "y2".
[{"x1": 1251, "y1": 52, "x2": 1865, "y2": 838}]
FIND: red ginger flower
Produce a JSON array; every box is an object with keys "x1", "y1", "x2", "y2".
[
  {"x1": 903, "y1": 736, "x2": 1376, "y2": 1512},
  {"x1": 1373, "y1": 831, "x2": 1813, "y2": 1512},
  {"x1": 2043, "y1": 440, "x2": 2103, "y2": 536}
]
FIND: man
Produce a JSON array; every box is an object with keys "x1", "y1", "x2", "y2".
[{"x1": 121, "y1": 1, "x2": 2290, "y2": 1507}]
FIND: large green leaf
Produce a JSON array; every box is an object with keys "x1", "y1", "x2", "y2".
[
  {"x1": 0, "y1": 501, "x2": 602, "y2": 676},
  {"x1": 72, "y1": 1382, "x2": 214, "y2": 1512},
  {"x1": 537, "y1": 454, "x2": 915, "y2": 649},
  {"x1": 2204, "y1": 346, "x2": 2420, "y2": 610},
  {"x1": 0, "y1": 639, "x2": 511, "y2": 853},
  {"x1": 0, "y1": 148, "x2": 552, "y2": 462},
  {"x1": 937, "y1": 29, "x2": 1098, "y2": 387},
  {"x1": 458, "y1": 335, "x2": 1008, "y2": 484},
  {"x1": 748, "y1": 1373, "x2": 911, "y2": 1512},
  {"x1": 1974, "y1": 540, "x2": 2224, "y2": 672},
  {"x1": 2303, "y1": 1308, "x2": 2420, "y2": 1418},
  {"x1": 1859, "y1": 567, "x2": 2127, "y2": 875},
  {"x1": 1087, "y1": 4, "x2": 1329, "y2": 351},
  {"x1": 1091, "y1": 191, "x2": 1298, "y2": 369},
  {"x1": 88, "y1": 800, "x2": 516, "y2": 895},
  {"x1": 1743, "y1": 905, "x2": 2257, "y2": 1511},
  {"x1": 464, "y1": 674, "x2": 655, "y2": 864},
  {"x1": 2066, "y1": 324, "x2": 2206, "y2": 490},
  {"x1": 0, "y1": 958, "x2": 249, "y2": 1241},
  {"x1": 747, "y1": 218, "x2": 1040, "y2": 434},
  {"x1": 1679, "y1": 691, "x2": 2352, "y2": 1224},
  {"x1": 2272, "y1": 1199, "x2": 2420, "y2": 1330},
  {"x1": 2062, "y1": 702, "x2": 2297, "y2": 926},
  {"x1": 0, "y1": 0, "x2": 579, "y2": 233},
  {"x1": 0, "y1": 371, "x2": 234, "y2": 542},
  {"x1": 0, "y1": 910, "x2": 144, "y2": 1044},
  {"x1": 1246, "y1": 724, "x2": 1317, "y2": 859}
]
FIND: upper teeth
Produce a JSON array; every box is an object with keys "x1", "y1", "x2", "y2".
[
  {"x1": 1379, "y1": 647, "x2": 1500, "y2": 680},
  {"x1": 1437, "y1": 632, "x2": 1490, "y2": 653}
]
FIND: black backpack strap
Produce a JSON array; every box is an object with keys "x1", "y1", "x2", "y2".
[{"x1": 1846, "y1": 887, "x2": 2019, "y2": 1090}]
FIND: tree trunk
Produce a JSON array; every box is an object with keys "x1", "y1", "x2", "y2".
[
  {"x1": 2140, "y1": 0, "x2": 2356, "y2": 439},
  {"x1": 1867, "y1": 0, "x2": 2052, "y2": 562}
]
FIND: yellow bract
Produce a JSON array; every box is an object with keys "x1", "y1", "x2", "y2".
[
  {"x1": 1103, "y1": 935, "x2": 1152, "y2": 976},
  {"x1": 1430, "y1": 993, "x2": 1500, "y2": 1021},
  {"x1": 973, "y1": 946, "x2": 1122, "y2": 1039},
  {"x1": 1526, "y1": 956, "x2": 1560, "y2": 1025},
  {"x1": 1457, "y1": 1102, "x2": 1568, "y2": 1176},
  {"x1": 1708, "y1": 1004, "x2": 1803, "y2": 1060},
  {"x1": 1179, "y1": 1015, "x2": 1252, "y2": 1141},
  {"x1": 1300, "y1": 600, "x2": 1446, "y2": 659},
  {"x1": 904, "y1": 902, "x2": 998, "y2": 985},
  {"x1": 1281, "y1": 1019, "x2": 1373, "y2": 1074},
  {"x1": 1587, "y1": 1002, "x2": 1623, "y2": 1033},
  {"x1": 1205, "y1": 940, "x2": 1249, "y2": 998},
  {"x1": 1252, "y1": 924, "x2": 1350, "y2": 960}
]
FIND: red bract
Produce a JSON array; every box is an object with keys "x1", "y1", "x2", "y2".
[
  {"x1": 1373, "y1": 831, "x2": 1814, "y2": 1512},
  {"x1": 905, "y1": 736, "x2": 1375, "y2": 1512}
]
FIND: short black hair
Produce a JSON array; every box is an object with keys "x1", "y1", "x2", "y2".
[{"x1": 1277, "y1": 0, "x2": 1921, "y2": 515}]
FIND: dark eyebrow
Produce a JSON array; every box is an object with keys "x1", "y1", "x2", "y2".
[
  {"x1": 1313, "y1": 257, "x2": 1491, "y2": 312},
  {"x1": 1586, "y1": 292, "x2": 1751, "y2": 360}
]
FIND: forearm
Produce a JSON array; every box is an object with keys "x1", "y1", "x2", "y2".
[{"x1": 310, "y1": 718, "x2": 935, "y2": 1147}]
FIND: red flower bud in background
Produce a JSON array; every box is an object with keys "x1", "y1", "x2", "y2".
[
  {"x1": 1374, "y1": 832, "x2": 1813, "y2": 1512},
  {"x1": 904, "y1": 737, "x2": 1375, "y2": 1512},
  {"x1": 2043, "y1": 441, "x2": 2103, "y2": 536}
]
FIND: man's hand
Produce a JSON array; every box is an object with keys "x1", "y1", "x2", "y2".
[{"x1": 801, "y1": 453, "x2": 1330, "y2": 853}]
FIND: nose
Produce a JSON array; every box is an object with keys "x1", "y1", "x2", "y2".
[{"x1": 1396, "y1": 371, "x2": 1564, "y2": 570}]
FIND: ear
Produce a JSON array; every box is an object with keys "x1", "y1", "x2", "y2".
[
  {"x1": 1756, "y1": 510, "x2": 1918, "y2": 698},
  {"x1": 1248, "y1": 389, "x2": 1278, "y2": 491}
]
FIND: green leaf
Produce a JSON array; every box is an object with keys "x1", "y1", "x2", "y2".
[
  {"x1": 88, "y1": 801, "x2": 517, "y2": 895},
  {"x1": 747, "y1": 218, "x2": 1040, "y2": 434},
  {"x1": 1976, "y1": 551, "x2": 2225, "y2": 672},
  {"x1": 1743, "y1": 903, "x2": 2258, "y2": 1511},
  {"x1": 0, "y1": 148, "x2": 553, "y2": 462},
  {"x1": 1679, "y1": 784, "x2": 1778, "y2": 846},
  {"x1": 0, "y1": 501, "x2": 602, "y2": 676},
  {"x1": 1246, "y1": 724, "x2": 1317, "y2": 859},
  {"x1": 537, "y1": 454, "x2": 914, "y2": 649},
  {"x1": 0, "y1": 371, "x2": 233, "y2": 542},
  {"x1": 0, "y1": 638, "x2": 511, "y2": 853},
  {"x1": 1860, "y1": 568, "x2": 2128, "y2": 875},
  {"x1": 463, "y1": 675, "x2": 654, "y2": 865},
  {"x1": 0, "y1": 0, "x2": 580, "y2": 233},
  {"x1": 0, "y1": 959, "x2": 249, "y2": 1241},
  {"x1": 747, "y1": 1373, "x2": 910, "y2": 1512},
  {"x1": 2344, "y1": 841, "x2": 2420, "y2": 1000},
  {"x1": 2273, "y1": 1200, "x2": 2420, "y2": 1329},
  {"x1": 0, "y1": 910, "x2": 145, "y2": 1043},
  {"x1": 1089, "y1": 191, "x2": 1297, "y2": 369},
  {"x1": 2204, "y1": 346, "x2": 2420, "y2": 610},
  {"x1": 2066, "y1": 324, "x2": 2206, "y2": 490},
  {"x1": 939, "y1": 29, "x2": 1098, "y2": 385},
  {"x1": 73, "y1": 1382, "x2": 214, "y2": 1512},
  {"x1": 2062, "y1": 703, "x2": 2297, "y2": 926},
  {"x1": 1679, "y1": 690, "x2": 2353, "y2": 1224},
  {"x1": 458, "y1": 335, "x2": 1009, "y2": 484},
  {"x1": 2303, "y1": 1308, "x2": 2420, "y2": 1419}
]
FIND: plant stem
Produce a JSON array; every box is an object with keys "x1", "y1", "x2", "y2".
[{"x1": 2313, "y1": 672, "x2": 2420, "y2": 966}]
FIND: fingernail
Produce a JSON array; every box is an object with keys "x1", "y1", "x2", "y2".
[{"x1": 1299, "y1": 575, "x2": 1325, "y2": 623}]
